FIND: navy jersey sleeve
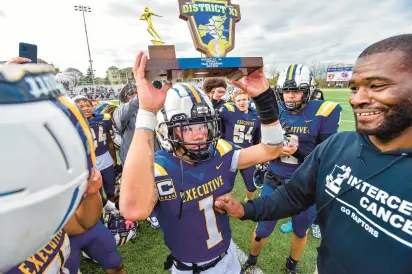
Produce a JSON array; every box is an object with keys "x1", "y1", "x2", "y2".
[
  {"x1": 241, "y1": 136, "x2": 332, "y2": 222},
  {"x1": 153, "y1": 159, "x2": 178, "y2": 203},
  {"x1": 316, "y1": 102, "x2": 342, "y2": 135}
]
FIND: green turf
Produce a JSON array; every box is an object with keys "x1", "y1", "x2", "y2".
[{"x1": 80, "y1": 89, "x2": 354, "y2": 274}]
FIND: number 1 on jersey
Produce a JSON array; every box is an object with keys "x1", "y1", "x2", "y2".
[{"x1": 199, "y1": 196, "x2": 223, "y2": 249}]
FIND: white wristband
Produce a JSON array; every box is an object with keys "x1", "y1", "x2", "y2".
[
  {"x1": 261, "y1": 122, "x2": 284, "y2": 146},
  {"x1": 135, "y1": 109, "x2": 157, "y2": 131}
]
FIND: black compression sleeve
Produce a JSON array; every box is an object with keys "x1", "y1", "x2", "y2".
[{"x1": 252, "y1": 88, "x2": 279, "y2": 124}]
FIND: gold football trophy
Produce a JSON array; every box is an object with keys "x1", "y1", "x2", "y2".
[{"x1": 140, "y1": 6, "x2": 165, "y2": 45}]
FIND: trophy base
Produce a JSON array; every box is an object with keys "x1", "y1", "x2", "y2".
[
  {"x1": 145, "y1": 45, "x2": 263, "y2": 82},
  {"x1": 151, "y1": 40, "x2": 165, "y2": 46}
]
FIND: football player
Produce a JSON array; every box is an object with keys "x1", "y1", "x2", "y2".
[
  {"x1": 203, "y1": 77, "x2": 227, "y2": 109},
  {"x1": 120, "y1": 52, "x2": 284, "y2": 274},
  {"x1": 240, "y1": 64, "x2": 342, "y2": 274},
  {"x1": 7, "y1": 169, "x2": 104, "y2": 274},
  {"x1": 65, "y1": 218, "x2": 126, "y2": 274},
  {"x1": 75, "y1": 97, "x2": 117, "y2": 202},
  {"x1": 219, "y1": 89, "x2": 261, "y2": 202},
  {"x1": 0, "y1": 62, "x2": 102, "y2": 273}
]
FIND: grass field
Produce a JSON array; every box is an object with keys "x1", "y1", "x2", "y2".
[{"x1": 81, "y1": 89, "x2": 354, "y2": 274}]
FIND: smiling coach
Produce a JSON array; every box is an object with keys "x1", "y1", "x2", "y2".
[{"x1": 214, "y1": 34, "x2": 412, "y2": 274}]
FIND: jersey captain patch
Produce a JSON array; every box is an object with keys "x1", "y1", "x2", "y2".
[{"x1": 155, "y1": 179, "x2": 177, "y2": 201}]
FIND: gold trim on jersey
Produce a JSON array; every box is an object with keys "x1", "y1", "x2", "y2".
[
  {"x1": 223, "y1": 103, "x2": 235, "y2": 112},
  {"x1": 103, "y1": 113, "x2": 111, "y2": 120},
  {"x1": 154, "y1": 163, "x2": 168, "y2": 177},
  {"x1": 216, "y1": 139, "x2": 233, "y2": 157},
  {"x1": 316, "y1": 101, "x2": 338, "y2": 117}
]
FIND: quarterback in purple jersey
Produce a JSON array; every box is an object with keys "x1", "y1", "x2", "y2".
[
  {"x1": 75, "y1": 97, "x2": 117, "y2": 202},
  {"x1": 120, "y1": 52, "x2": 285, "y2": 273},
  {"x1": 241, "y1": 64, "x2": 342, "y2": 274},
  {"x1": 219, "y1": 89, "x2": 261, "y2": 202}
]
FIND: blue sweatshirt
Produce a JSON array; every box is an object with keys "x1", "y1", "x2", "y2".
[{"x1": 242, "y1": 131, "x2": 412, "y2": 274}]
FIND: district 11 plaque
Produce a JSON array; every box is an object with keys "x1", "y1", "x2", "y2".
[{"x1": 144, "y1": 0, "x2": 263, "y2": 81}]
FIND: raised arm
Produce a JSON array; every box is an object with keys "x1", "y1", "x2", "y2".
[
  {"x1": 120, "y1": 52, "x2": 172, "y2": 221},
  {"x1": 232, "y1": 71, "x2": 284, "y2": 170}
]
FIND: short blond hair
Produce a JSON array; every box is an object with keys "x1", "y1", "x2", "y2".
[{"x1": 233, "y1": 89, "x2": 248, "y2": 101}]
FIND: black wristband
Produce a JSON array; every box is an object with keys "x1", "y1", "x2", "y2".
[{"x1": 252, "y1": 87, "x2": 279, "y2": 124}]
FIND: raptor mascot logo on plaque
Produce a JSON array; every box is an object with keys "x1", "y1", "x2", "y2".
[{"x1": 179, "y1": 0, "x2": 241, "y2": 57}]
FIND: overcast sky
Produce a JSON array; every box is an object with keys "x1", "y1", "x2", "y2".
[{"x1": 0, "y1": 0, "x2": 411, "y2": 77}]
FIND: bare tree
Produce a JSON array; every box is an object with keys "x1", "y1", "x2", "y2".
[
  {"x1": 318, "y1": 63, "x2": 328, "y2": 80},
  {"x1": 309, "y1": 61, "x2": 329, "y2": 87},
  {"x1": 264, "y1": 64, "x2": 279, "y2": 87}
]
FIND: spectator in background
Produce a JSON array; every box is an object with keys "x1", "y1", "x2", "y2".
[
  {"x1": 114, "y1": 84, "x2": 139, "y2": 163},
  {"x1": 113, "y1": 83, "x2": 160, "y2": 229},
  {"x1": 90, "y1": 99, "x2": 99, "y2": 110},
  {"x1": 311, "y1": 89, "x2": 325, "y2": 100},
  {"x1": 203, "y1": 77, "x2": 227, "y2": 109}
]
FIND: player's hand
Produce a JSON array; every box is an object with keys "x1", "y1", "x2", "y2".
[
  {"x1": 212, "y1": 87, "x2": 226, "y2": 101},
  {"x1": 125, "y1": 220, "x2": 135, "y2": 229},
  {"x1": 5, "y1": 57, "x2": 32, "y2": 65},
  {"x1": 133, "y1": 51, "x2": 172, "y2": 114},
  {"x1": 230, "y1": 68, "x2": 269, "y2": 98},
  {"x1": 280, "y1": 143, "x2": 298, "y2": 157},
  {"x1": 214, "y1": 194, "x2": 245, "y2": 218},
  {"x1": 85, "y1": 169, "x2": 102, "y2": 196}
]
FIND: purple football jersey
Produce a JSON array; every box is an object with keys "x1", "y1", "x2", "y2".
[
  {"x1": 89, "y1": 113, "x2": 113, "y2": 157},
  {"x1": 153, "y1": 139, "x2": 239, "y2": 263}
]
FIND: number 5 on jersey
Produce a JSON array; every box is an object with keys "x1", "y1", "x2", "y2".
[
  {"x1": 199, "y1": 196, "x2": 223, "y2": 249},
  {"x1": 233, "y1": 124, "x2": 253, "y2": 144}
]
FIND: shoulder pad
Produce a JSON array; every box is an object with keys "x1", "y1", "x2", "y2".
[
  {"x1": 315, "y1": 101, "x2": 339, "y2": 117},
  {"x1": 223, "y1": 103, "x2": 235, "y2": 112},
  {"x1": 154, "y1": 163, "x2": 168, "y2": 177},
  {"x1": 216, "y1": 139, "x2": 233, "y2": 157},
  {"x1": 103, "y1": 113, "x2": 111, "y2": 120}
]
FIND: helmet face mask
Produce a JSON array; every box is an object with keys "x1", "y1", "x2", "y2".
[
  {"x1": 275, "y1": 64, "x2": 314, "y2": 112},
  {"x1": 161, "y1": 104, "x2": 221, "y2": 162},
  {"x1": 156, "y1": 84, "x2": 222, "y2": 162}
]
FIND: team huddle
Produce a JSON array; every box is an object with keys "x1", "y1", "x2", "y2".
[{"x1": 1, "y1": 34, "x2": 411, "y2": 274}]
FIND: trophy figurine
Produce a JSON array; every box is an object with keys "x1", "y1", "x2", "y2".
[
  {"x1": 144, "y1": 0, "x2": 263, "y2": 82},
  {"x1": 140, "y1": 6, "x2": 165, "y2": 46}
]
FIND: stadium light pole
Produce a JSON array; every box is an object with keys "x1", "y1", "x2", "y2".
[{"x1": 74, "y1": 5, "x2": 95, "y2": 88}]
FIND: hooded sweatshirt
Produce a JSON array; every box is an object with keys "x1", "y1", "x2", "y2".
[{"x1": 242, "y1": 131, "x2": 412, "y2": 274}]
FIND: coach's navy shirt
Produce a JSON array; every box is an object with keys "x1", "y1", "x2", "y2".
[{"x1": 243, "y1": 131, "x2": 412, "y2": 274}]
